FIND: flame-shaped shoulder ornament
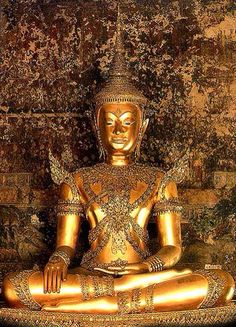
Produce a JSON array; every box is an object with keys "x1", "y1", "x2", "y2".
[{"x1": 48, "y1": 149, "x2": 80, "y2": 199}]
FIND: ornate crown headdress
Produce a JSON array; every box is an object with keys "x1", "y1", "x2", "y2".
[{"x1": 94, "y1": 6, "x2": 148, "y2": 109}]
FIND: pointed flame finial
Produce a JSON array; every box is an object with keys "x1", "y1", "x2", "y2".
[
  {"x1": 116, "y1": 2, "x2": 122, "y2": 49},
  {"x1": 94, "y1": 2, "x2": 147, "y2": 108}
]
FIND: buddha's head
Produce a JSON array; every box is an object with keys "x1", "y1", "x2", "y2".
[{"x1": 93, "y1": 7, "x2": 148, "y2": 162}]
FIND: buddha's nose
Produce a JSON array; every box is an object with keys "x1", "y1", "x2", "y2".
[{"x1": 113, "y1": 121, "x2": 125, "y2": 135}]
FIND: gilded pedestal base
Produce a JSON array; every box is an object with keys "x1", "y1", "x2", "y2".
[{"x1": 0, "y1": 304, "x2": 236, "y2": 327}]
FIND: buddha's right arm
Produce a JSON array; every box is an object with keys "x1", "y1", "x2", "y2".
[
  {"x1": 43, "y1": 182, "x2": 82, "y2": 293},
  {"x1": 56, "y1": 182, "x2": 82, "y2": 256}
]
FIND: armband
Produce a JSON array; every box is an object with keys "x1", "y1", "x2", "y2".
[
  {"x1": 153, "y1": 199, "x2": 183, "y2": 216},
  {"x1": 55, "y1": 199, "x2": 84, "y2": 217}
]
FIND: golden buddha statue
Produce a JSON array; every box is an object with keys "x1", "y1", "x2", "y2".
[{"x1": 2, "y1": 9, "x2": 235, "y2": 315}]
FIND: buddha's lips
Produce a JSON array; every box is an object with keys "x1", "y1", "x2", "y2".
[{"x1": 111, "y1": 138, "x2": 127, "y2": 144}]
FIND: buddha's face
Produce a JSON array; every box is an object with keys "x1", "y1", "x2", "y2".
[{"x1": 96, "y1": 103, "x2": 144, "y2": 156}]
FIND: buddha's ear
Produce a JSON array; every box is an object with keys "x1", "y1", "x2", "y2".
[
  {"x1": 91, "y1": 112, "x2": 99, "y2": 134},
  {"x1": 91, "y1": 120, "x2": 96, "y2": 134},
  {"x1": 142, "y1": 118, "x2": 149, "y2": 134}
]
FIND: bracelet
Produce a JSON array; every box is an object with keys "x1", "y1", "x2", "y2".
[
  {"x1": 49, "y1": 250, "x2": 71, "y2": 267},
  {"x1": 144, "y1": 255, "x2": 164, "y2": 272}
]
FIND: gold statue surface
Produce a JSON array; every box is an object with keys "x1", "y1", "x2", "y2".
[{"x1": 2, "y1": 9, "x2": 235, "y2": 315}]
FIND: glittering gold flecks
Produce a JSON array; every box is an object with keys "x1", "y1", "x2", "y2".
[{"x1": 0, "y1": 305, "x2": 236, "y2": 327}]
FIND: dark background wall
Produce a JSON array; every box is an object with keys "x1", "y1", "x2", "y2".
[{"x1": 0, "y1": 0, "x2": 235, "y2": 286}]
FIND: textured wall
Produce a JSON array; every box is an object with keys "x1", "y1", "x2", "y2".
[
  {"x1": 0, "y1": 0, "x2": 236, "y2": 279},
  {"x1": 0, "y1": 0, "x2": 235, "y2": 178}
]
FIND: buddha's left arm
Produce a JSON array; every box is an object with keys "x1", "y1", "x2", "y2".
[{"x1": 144, "y1": 181, "x2": 182, "y2": 270}]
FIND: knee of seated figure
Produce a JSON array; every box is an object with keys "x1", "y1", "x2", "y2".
[
  {"x1": 2, "y1": 273, "x2": 21, "y2": 307},
  {"x1": 217, "y1": 270, "x2": 235, "y2": 304},
  {"x1": 178, "y1": 268, "x2": 192, "y2": 275},
  {"x1": 168, "y1": 268, "x2": 192, "y2": 277},
  {"x1": 201, "y1": 269, "x2": 235, "y2": 306}
]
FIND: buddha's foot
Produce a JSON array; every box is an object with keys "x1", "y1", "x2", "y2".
[{"x1": 42, "y1": 296, "x2": 118, "y2": 314}]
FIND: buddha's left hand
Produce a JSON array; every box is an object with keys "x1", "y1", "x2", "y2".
[{"x1": 94, "y1": 262, "x2": 149, "y2": 275}]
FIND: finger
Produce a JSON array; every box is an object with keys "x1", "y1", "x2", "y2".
[
  {"x1": 43, "y1": 267, "x2": 49, "y2": 294},
  {"x1": 126, "y1": 265, "x2": 137, "y2": 271},
  {"x1": 41, "y1": 305, "x2": 57, "y2": 312},
  {"x1": 42, "y1": 300, "x2": 57, "y2": 306},
  {"x1": 57, "y1": 269, "x2": 62, "y2": 293},
  {"x1": 117, "y1": 270, "x2": 131, "y2": 275},
  {"x1": 94, "y1": 267, "x2": 105, "y2": 272},
  {"x1": 94, "y1": 268, "x2": 114, "y2": 275},
  {"x1": 52, "y1": 269, "x2": 57, "y2": 293},
  {"x1": 62, "y1": 266, "x2": 67, "y2": 282},
  {"x1": 108, "y1": 266, "x2": 123, "y2": 270},
  {"x1": 48, "y1": 268, "x2": 53, "y2": 293}
]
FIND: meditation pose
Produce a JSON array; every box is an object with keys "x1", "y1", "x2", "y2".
[{"x1": 2, "y1": 12, "x2": 235, "y2": 315}]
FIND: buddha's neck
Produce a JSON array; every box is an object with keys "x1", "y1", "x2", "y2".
[{"x1": 106, "y1": 154, "x2": 133, "y2": 166}]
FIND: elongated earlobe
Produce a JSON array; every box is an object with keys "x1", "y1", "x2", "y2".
[
  {"x1": 134, "y1": 118, "x2": 149, "y2": 161},
  {"x1": 93, "y1": 115, "x2": 106, "y2": 160},
  {"x1": 143, "y1": 118, "x2": 149, "y2": 134}
]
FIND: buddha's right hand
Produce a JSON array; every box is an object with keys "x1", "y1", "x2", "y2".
[{"x1": 43, "y1": 257, "x2": 68, "y2": 294}]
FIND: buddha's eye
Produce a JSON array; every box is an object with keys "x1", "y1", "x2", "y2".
[
  {"x1": 106, "y1": 120, "x2": 113, "y2": 126},
  {"x1": 123, "y1": 120, "x2": 135, "y2": 126}
]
